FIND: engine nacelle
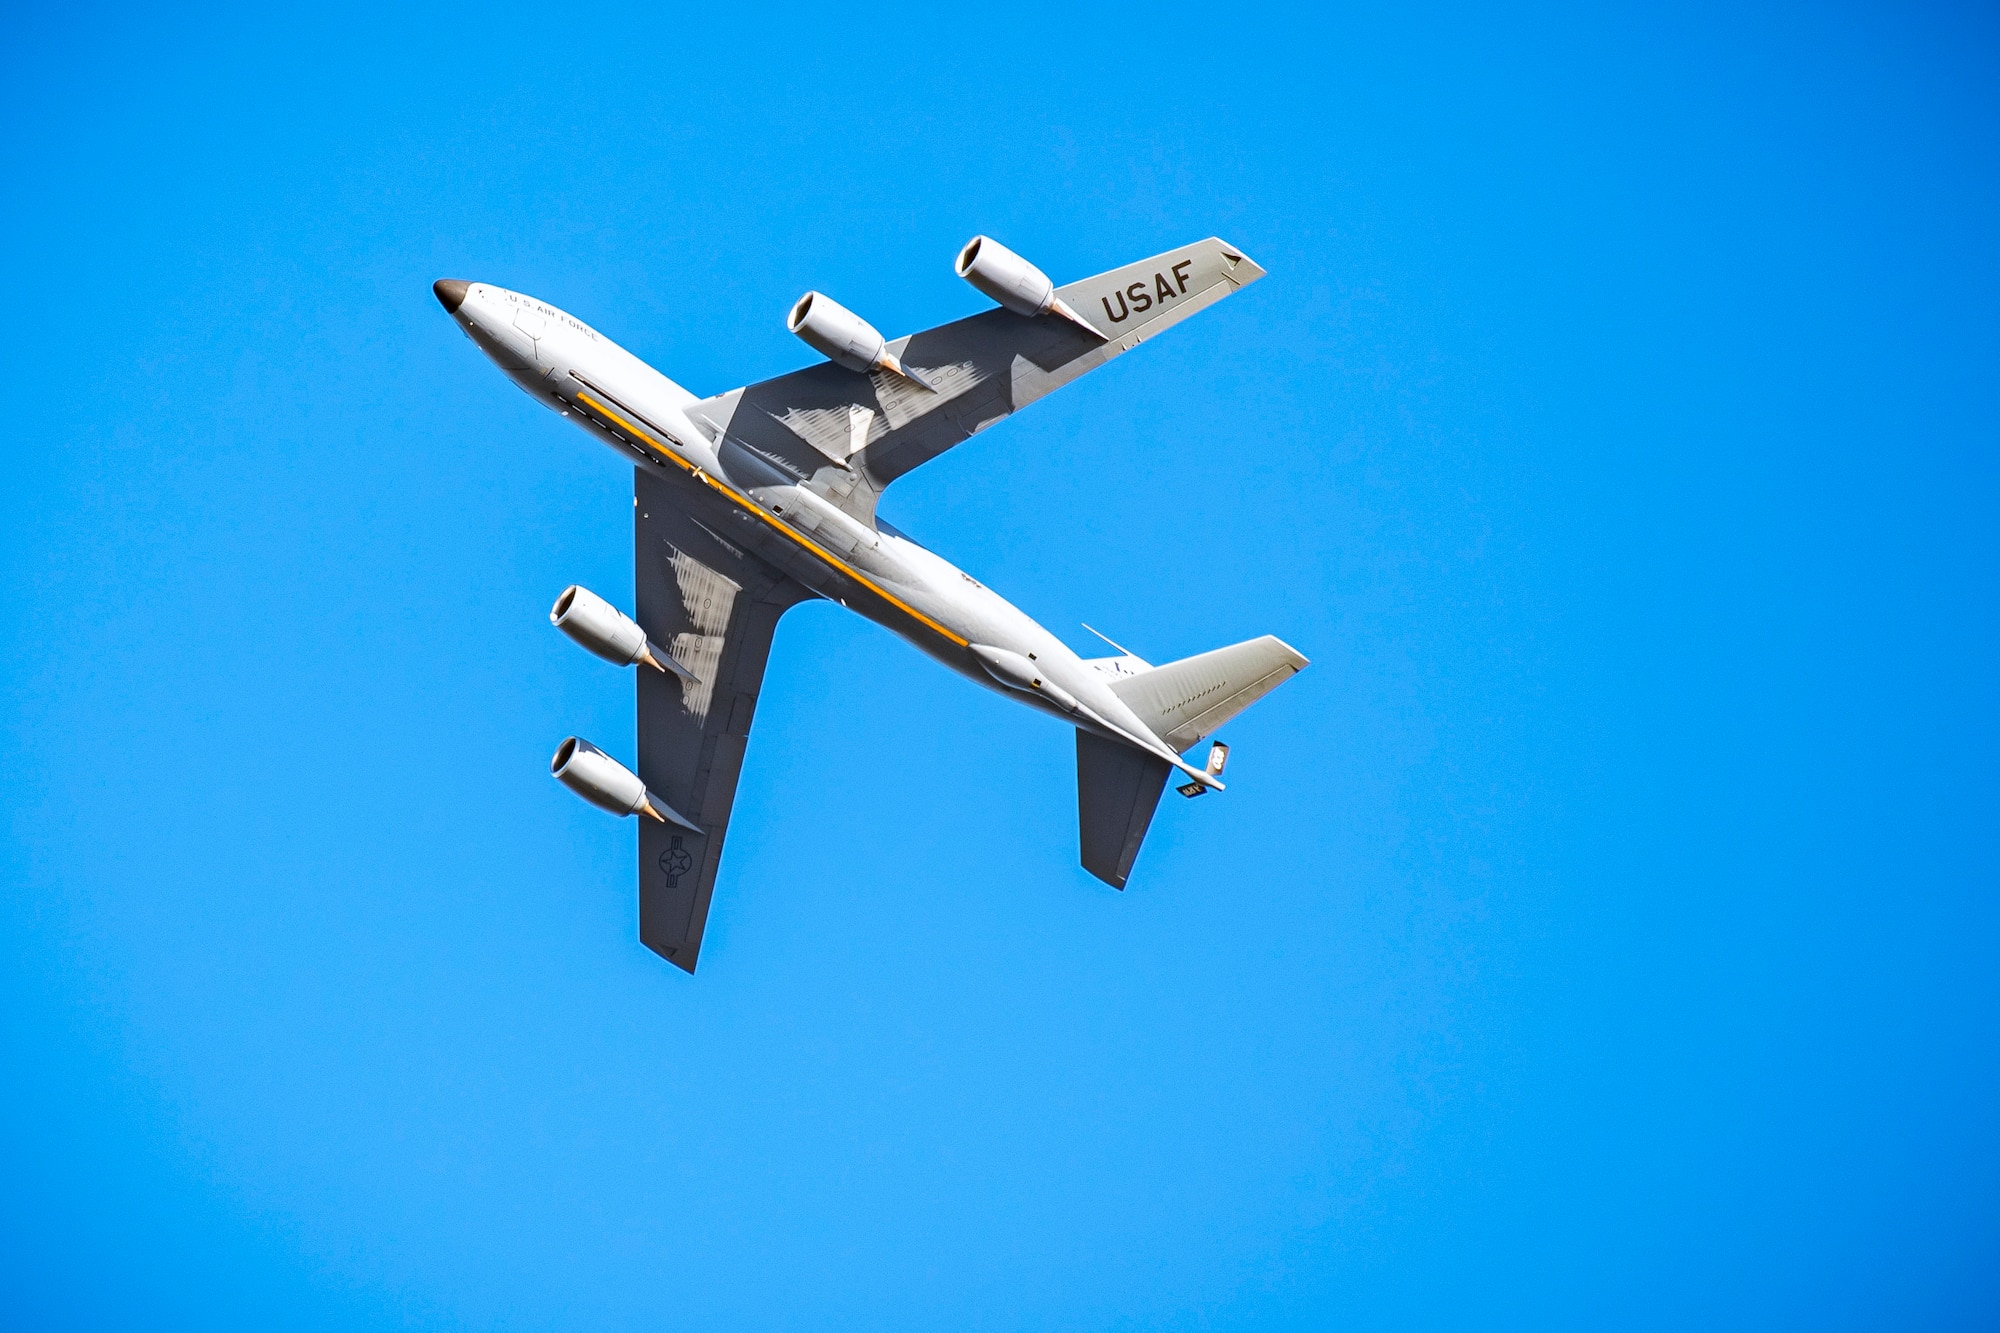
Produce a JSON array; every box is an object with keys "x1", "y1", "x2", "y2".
[
  {"x1": 955, "y1": 236, "x2": 1104, "y2": 339},
  {"x1": 550, "y1": 736, "x2": 699, "y2": 829},
  {"x1": 550, "y1": 584, "x2": 676, "y2": 676},
  {"x1": 956, "y1": 235, "x2": 1055, "y2": 316},
  {"x1": 551, "y1": 736, "x2": 654, "y2": 818},
  {"x1": 787, "y1": 291, "x2": 883, "y2": 372},
  {"x1": 787, "y1": 292, "x2": 934, "y2": 389}
]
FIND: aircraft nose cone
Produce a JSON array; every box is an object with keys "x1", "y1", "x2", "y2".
[{"x1": 432, "y1": 279, "x2": 469, "y2": 313}]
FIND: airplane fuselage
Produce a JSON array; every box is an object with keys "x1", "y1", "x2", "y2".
[{"x1": 442, "y1": 281, "x2": 1214, "y2": 785}]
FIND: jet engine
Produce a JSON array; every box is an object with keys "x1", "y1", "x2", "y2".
[
  {"x1": 955, "y1": 236, "x2": 1104, "y2": 339},
  {"x1": 550, "y1": 584, "x2": 683, "y2": 678},
  {"x1": 550, "y1": 736, "x2": 696, "y2": 829},
  {"x1": 787, "y1": 291, "x2": 933, "y2": 388}
]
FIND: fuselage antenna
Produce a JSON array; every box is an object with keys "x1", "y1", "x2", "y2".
[{"x1": 1081, "y1": 622, "x2": 1141, "y2": 659}]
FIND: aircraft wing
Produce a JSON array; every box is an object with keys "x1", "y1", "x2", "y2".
[
  {"x1": 683, "y1": 238, "x2": 1264, "y2": 515},
  {"x1": 632, "y1": 469, "x2": 815, "y2": 973}
]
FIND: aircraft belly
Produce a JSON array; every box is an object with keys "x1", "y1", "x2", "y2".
[
  {"x1": 640, "y1": 468, "x2": 977, "y2": 666},
  {"x1": 614, "y1": 450, "x2": 1153, "y2": 741},
  {"x1": 668, "y1": 476, "x2": 837, "y2": 593}
]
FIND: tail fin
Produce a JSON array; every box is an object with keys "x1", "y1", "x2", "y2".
[
  {"x1": 1074, "y1": 634, "x2": 1306, "y2": 889},
  {"x1": 1107, "y1": 635, "x2": 1309, "y2": 754},
  {"x1": 1076, "y1": 731, "x2": 1172, "y2": 889}
]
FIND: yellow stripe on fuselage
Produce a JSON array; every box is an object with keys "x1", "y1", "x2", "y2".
[{"x1": 572, "y1": 390, "x2": 970, "y2": 650}]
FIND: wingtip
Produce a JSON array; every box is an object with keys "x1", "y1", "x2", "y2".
[
  {"x1": 1081, "y1": 855, "x2": 1131, "y2": 891},
  {"x1": 1213, "y1": 239, "x2": 1267, "y2": 284},
  {"x1": 646, "y1": 936, "x2": 701, "y2": 975},
  {"x1": 1261, "y1": 633, "x2": 1309, "y2": 669}
]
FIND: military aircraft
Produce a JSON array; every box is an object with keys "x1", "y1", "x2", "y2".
[{"x1": 435, "y1": 236, "x2": 1306, "y2": 972}]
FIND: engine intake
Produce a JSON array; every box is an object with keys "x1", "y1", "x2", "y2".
[
  {"x1": 786, "y1": 291, "x2": 933, "y2": 389},
  {"x1": 550, "y1": 736, "x2": 698, "y2": 829},
  {"x1": 955, "y1": 236, "x2": 1104, "y2": 339},
  {"x1": 550, "y1": 584, "x2": 685, "y2": 679}
]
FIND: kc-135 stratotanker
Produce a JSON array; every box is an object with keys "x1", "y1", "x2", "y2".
[{"x1": 435, "y1": 236, "x2": 1306, "y2": 972}]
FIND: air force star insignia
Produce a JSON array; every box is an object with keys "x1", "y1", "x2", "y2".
[{"x1": 659, "y1": 834, "x2": 694, "y2": 887}]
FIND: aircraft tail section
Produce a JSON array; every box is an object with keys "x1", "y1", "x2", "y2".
[
  {"x1": 1107, "y1": 635, "x2": 1309, "y2": 754},
  {"x1": 1076, "y1": 731, "x2": 1173, "y2": 889}
]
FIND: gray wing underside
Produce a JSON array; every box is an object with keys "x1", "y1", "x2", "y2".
[
  {"x1": 683, "y1": 238, "x2": 1265, "y2": 520},
  {"x1": 633, "y1": 468, "x2": 814, "y2": 973}
]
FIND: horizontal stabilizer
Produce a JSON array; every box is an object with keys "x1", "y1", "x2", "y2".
[
  {"x1": 1108, "y1": 635, "x2": 1308, "y2": 754},
  {"x1": 1076, "y1": 730, "x2": 1172, "y2": 889}
]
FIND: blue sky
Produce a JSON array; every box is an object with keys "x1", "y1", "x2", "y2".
[{"x1": 3, "y1": 2, "x2": 1996, "y2": 1327}]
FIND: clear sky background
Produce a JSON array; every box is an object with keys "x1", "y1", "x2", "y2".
[{"x1": 3, "y1": 2, "x2": 1997, "y2": 1328}]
